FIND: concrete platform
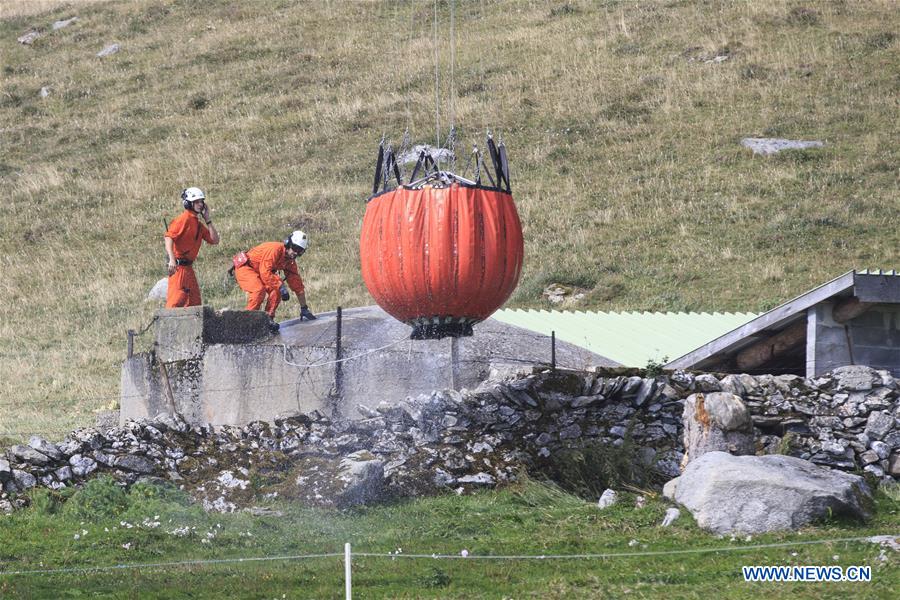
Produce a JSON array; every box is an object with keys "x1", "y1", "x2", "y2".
[{"x1": 120, "y1": 305, "x2": 618, "y2": 427}]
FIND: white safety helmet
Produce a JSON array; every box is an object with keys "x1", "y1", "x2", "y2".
[
  {"x1": 284, "y1": 230, "x2": 309, "y2": 254},
  {"x1": 181, "y1": 187, "x2": 206, "y2": 210}
]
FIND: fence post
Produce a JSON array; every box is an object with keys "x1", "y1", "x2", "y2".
[
  {"x1": 551, "y1": 331, "x2": 556, "y2": 370},
  {"x1": 344, "y1": 542, "x2": 352, "y2": 600},
  {"x1": 335, "y1": 306, "x2": 344, "y2": 401},
  {"x1": 126, "y1": 329, "x2": 135, "y2": 358}
]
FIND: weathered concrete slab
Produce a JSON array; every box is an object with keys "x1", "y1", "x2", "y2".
[{"x1": 122, "y1": 305, "x2": 614, "y2": 427}]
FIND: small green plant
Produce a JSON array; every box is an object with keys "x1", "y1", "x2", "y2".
[
  {"x1": 776, "y1": 432, "x2": 797, "y2": 455},
  {"x1": 188, "y1": 94, "x2": 209, "y2": 110},
  {"x1": 62, "y1": 476, "x2": 129, "y2": 521},
  {"x1": 644, "y1": 356, "x2": 669, "y2": 377},
  {"x1": 419, "y1": 566, "x2": 451, "y2": 588}
]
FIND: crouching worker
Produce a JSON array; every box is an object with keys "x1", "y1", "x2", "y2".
[
  {"x1": 164, "y1": 187, "x2": 220, "y2": 307},
  {"x1": 234, "y1": 230, "x2": 316, "y2": 330}
]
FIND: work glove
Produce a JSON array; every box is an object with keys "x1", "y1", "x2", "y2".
[
  {"x1": 279, "y1": 283, "x2": 290, "y2": 301},
  {"x1": 300, "y1": 305, "x2": 317, "y2": 321}
]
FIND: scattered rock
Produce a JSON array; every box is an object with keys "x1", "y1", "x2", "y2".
[
  {"x1": 597, "y1": 488, "x2": 618, "y2": 509},
  {"x1": 52, "y1": 17, "x2": 78, "y2": 30},
  {"x1": 541, "y1": 283, "x2": 586, "y2": 306},
  {"x1": 661, "y1": 507, "x2": 680, "y2": 527},
  {"x1": 17, "y1": 31, "x2": 42, "y2": 45},
  {"x1": 97, "y1": 43, "x2": 120, "y2": 58},
  {"x1": 664, "y1": 452, "x2": 872, "y2": 534},
  {"x1": 741, "y1": 138, "x2": 824, "y2": 156},
  {"x1": 40, "y1": 87, "x2": 51, "y2": 98}
]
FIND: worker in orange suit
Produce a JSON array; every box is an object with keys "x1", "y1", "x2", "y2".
[
  {"x1": 164, "y1": 187, "x2": 220, "y2": 307},
  {"x1": 234, "y1": 230, "x2": 316, "y2": 330}
]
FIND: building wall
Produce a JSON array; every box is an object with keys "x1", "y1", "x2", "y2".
[{"x1": 807, "y1": 303, "x2": 900, "y2": 377}]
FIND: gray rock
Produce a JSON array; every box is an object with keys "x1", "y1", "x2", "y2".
[
  {"x1": 17, "y1": 31, "x2": 42, "y2": 45},
  {"x1": 634, "y1": 379, "x2": 657, "y2": 407},
  {"x1": 863, "y1": 464, "x2": 884, "y2": 478},
  {"x1": 865, "y1": 411, "x2": 895, "y2": 440},
  {"x1": 12, "y1": 470, "x2": 36, "y2": 490},
  {"x1": 335, "y1": 451, "x2": 384, "y2": 507},
  {"x1": 113, "y1": 455, "x2": 156, "y2": 474},
  {"x1": 597, "y1": 488, "x2": 618, "y2": 509},
  {"x1": 97, "y1": 43, "x2": 120, "y2": 57},
  {"x1": 457, "y1": 472, "x2": 495, "y2": 486},
  {"x1": 870, "y1": 441, "x2": 890, "y2": 460},
  {"x1": 11, "y1": 445, "x2": 50, "y2": 466},
  {"x1": 664, "y1": 452, "x2": 872, "y2": 534},
  {"x1": 0, "y1": 459, "x2": 12, "y2": 483},
  {"x1": 741, "y1": 138, "x2": 824, "y2": 156},
  {"x1": 609, "y1": 426, "x2": 627, "y2": 438},
  {"x1": 889, "y1": 453, "x2": 900, "y2": 477},
  {"x1": 682, "y1": 393, "x2": 754, "y2": 467},
  {"x1": 52, "y1": 17, "x2": 78, "y2": 30},
  {"x1": 28, "y1": 437, "x2": 63, "y2": 461},
  {"x1": 40, "y1": 87, "x2": 51, "y2": 98},
  {"x1": 534, "y1": 432, "x2": 553, "y2": 446},
  {"x1": 558, "y1": 424, "x2": 581, "y2": 440},
  {"x1": 694, "y1": 374, "x2": 722, "y2": 392},
  {"x1": 55, "y1": 466, "x2": 73, "y2": 482},
  {"x1": 69, "y1": 454, "x2": 97, "y2": 477},
  {"x1": 719, "y1": 375, "x2": 746, "y2": 397},
  {"x1": 860, "y1": 451, "x2": 880, "y2": 465},
  {"x1": 661, "y1": 507, "x2": 680, "y2": 527},
  {"x1": 833, "y1": 366, "x2": 881, "y2": 392}
]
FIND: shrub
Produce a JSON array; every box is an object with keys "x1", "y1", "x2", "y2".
[
  {"x1": 62, "y1": 476, "x2": 129, "y2": 521},
  {"x1": 541, "y1": 430, "x2": 660, "y2": 499}
]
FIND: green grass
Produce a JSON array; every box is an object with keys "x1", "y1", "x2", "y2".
[
  {"x1": 0, "y1": 1, "x2": 898, "y2": 431},
  {"x1": 0, "y1": 478, "x2": 897, "y2": 598}
]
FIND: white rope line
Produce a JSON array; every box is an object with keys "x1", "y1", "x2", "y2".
[
  {"x1": 280, "y1": 337, "x2": 409, "y2": 369},
  {"x1": 0, "y1": 553, "x2": 343, "y2": 577},
  {"x1": 355, "y1": 535, "x2": 898, "y2": 560},
  {"x1": 0, "y1": 535, "x2": 893, "y2": 577}
]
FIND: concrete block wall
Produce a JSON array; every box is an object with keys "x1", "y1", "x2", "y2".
[
  {"x1": 807, "y1": 303, "x2": 900, "y2": 377},
  {"x1": 120, "y1": 306, "x2": 612, "y2": 427}
]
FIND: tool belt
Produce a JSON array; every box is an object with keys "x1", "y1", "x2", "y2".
[{"x1": 175, "y1": 258, "x2": 193, "y2": 266}]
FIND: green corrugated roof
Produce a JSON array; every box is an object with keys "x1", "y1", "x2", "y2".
[{"x1": 492, "y1": 309, "x2": 758, "y2": 367}]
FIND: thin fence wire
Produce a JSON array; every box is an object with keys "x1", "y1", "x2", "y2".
[
  {"x1": 0, "y1": 535, "x2": 892, "y2": 578},
  {"x1": 0, "y1": 327, "x2": 566, "y2": 410}
]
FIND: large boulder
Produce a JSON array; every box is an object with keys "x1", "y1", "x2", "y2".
[
  {"x1": 664, "y1": 451, "x2": 873, "y2": 534},
  {"x1": 335, "y1": 451, "x2": 385, "y2": 507},
  {"x1": 681, "y1": 392, "x2": 754, "y2": 468}
]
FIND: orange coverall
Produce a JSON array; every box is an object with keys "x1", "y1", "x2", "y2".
[
  {"x1": 164, "y1": 210, "x2": 215, "y2": 307},
  {"x1": 234, "y1": 241, "x2": 306, "y2": 317}
]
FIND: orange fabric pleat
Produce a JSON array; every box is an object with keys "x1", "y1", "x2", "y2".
[{"x1": 360, "y1": 184, "x2": 524, "y2": 324}]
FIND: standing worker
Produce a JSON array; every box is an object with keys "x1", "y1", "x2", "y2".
[
  {"x1": 234, "y1": 231, "x2": 316, "y2": 329},
  {"x1": 164, "y1": 187, "x2": 220, "y2": 307}
]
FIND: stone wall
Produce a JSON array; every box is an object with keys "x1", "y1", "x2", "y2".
[{"x1": 4, "y1": 366, "x2": 898, "y2": 512}]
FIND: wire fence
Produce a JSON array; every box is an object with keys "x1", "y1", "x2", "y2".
[
  {"x1": 0, "y1": 533, "x2": 900, "y2": 584},
  {"x1": 0, "y1": 320, "x2": 573, "y2": 439}
]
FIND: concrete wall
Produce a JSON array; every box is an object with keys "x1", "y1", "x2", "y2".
[
  {"x1": 121, "y1": 306, "x2": 615, "y2": 427},
  {"x1": 807, "y1": 303, "x2": 900, "y2": 377}
]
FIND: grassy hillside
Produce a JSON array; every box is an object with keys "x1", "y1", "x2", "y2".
[{"x1": 1, "y1": 0, "x2": 898, "y2": 436}]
